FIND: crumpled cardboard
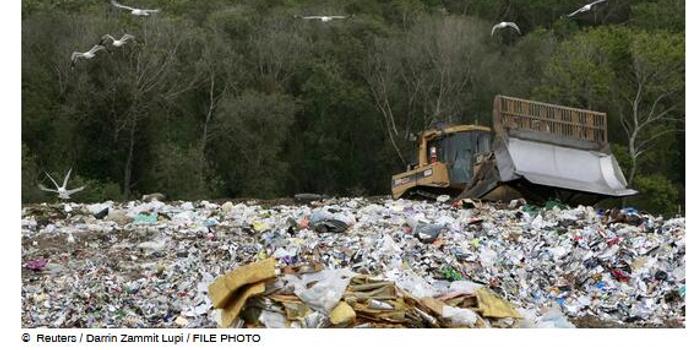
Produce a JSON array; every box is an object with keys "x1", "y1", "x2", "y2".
[
  {"x1": 220, "y1": 281, "x2": 266, "y2": 327},
  {"x1": 209, "y1": 258, "x2": 276, "y2": 308},
  {"x1": 476, "y1": 288, "x2": 521, "y2": 319},
  {"x1": 329, "y1": 301, "x2": 356, "y2": 325}
]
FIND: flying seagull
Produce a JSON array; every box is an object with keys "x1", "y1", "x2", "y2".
[
  {"x1": 38, "y1": 168, "x2": 86, "y2": 200},
  {"x1": 491, "y1": 22, "x2": 521, "y2": 36},
  {"x1": 110, "y1": 0, "x2": 160, "y2": 16},
  {"x1": 100, "y1": 33, "x2": 136, "y2": 47},
  {"x1": 568, "y1": 0, "x2": 607, "y2": 17},
  {"x1": 70, "y1": 45, "x2": 106, "y2": 68},
  {"x1": 299, "y1": 15, "x2": 348, "y2": 22}
]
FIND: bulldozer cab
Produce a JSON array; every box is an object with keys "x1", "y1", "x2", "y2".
[
  {"x1": 391, "y1": 125, "x2": 492, "y2": 199},
  {"x1": 427, "y1": 129, "x2": 492, "y2": 186}
]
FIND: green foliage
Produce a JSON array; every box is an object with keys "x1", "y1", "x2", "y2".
[
  {"x1": 490, "y1": 28, "x2": 557, "y2": 98},
  {"x1": 610, "y1": 143, "x2": 632, "y2": 176},
  {"x1": 214, "y1": 91, "x2": 298, "y2": 198},
  {"x1": 445, "y1": 0, "x2": 607, "y2": 31},
  {"x1": 441, "y1": 266, "x2": 463, "y2": 281},
  {"x1": 22, "y1": 144, "x2": 43, "y2": 203},
  {"x1": 67, "y1": 176, "x2": 123, "y2": 204},
  {"x1": 628, "y1": 174, "x2": 680, "y2": 217},
  {"x1": 146, "y1": 143, "x2": 208, "y2": 200},
  {"x1": 20, "y1": 0, "x2": 684, "y2": 215},
  {"x1": 535, "y1": 27, "x2": 621, "y2": 108},
  {"x1": 631, "y1": 0, "x2": 684, "y2": 32}
]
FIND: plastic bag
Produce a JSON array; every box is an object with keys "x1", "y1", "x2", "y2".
[
  {"x1": 386, "y1": 268, "x2": 439, "y2": 299},
  {"x1": 536, "y1": 308, "x2": 575, "y2": 328},
  {"x1": 414, "y1": 223, "x2": 445, "y2": 243},
  {"x1": 283, "y1": 269, "x2": 355, "y2": 313},
  {"x1": 448, "y1": 280, "x2": 483, "y2": 295},
  {"x1": 301, "y1": 311, "x2": 330, "y2": 328},
  {"x1": 442, "y1": 306, "x2": 477, "y2": 327},
  {"x1": 259, "y1": 310, "x2": 287, "y2": 328},
  {"x1": 134, "y1": 213, "x2": 157, "y2": 225}
]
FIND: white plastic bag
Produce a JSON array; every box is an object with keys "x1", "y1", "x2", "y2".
[
  {"x1": 386, "y1": 268, "x2": 439, "y2": 298},
  {"x1": 259, "y1": 310, "x2": 288, "y2": 328},
  {"x1": 448, "y1": 280, "x2": 483, "y2": 295},
  {"x1": 536, "y1": 308, "x2": 576, "y2": 328},
  {"x1": 442, "y1": 306, "x2": 478, "y2": 327},
  {"x1": 283, "y1": 269, "x2": 355, "y2": 313}
]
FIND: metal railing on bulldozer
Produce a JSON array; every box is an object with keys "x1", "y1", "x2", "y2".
[{"x1": 493, "y1": 95, "x2": 608, "y2": 150}]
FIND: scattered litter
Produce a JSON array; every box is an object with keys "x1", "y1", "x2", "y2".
[
  {"x1": 21, "y1": 198, "x2": 685, "y2": 328},
  {"x1": 24, "y1": 258, "x2": 48, "y2": 272},
  {"x1": 309, "y1": 208, "x2": 355, "y2": 233},
  {"x1": 442, "y1": 305, "x2": 478, "y2": 327},
  {"x1": 142, "y1": 193, "x2": 166, "y2": 202},
  {"x1": 436, "y1": 195, "x2": 451, "y2": 203},
  {"x1": 134, "y1": 213, "x2": 157, "y2": 225}
]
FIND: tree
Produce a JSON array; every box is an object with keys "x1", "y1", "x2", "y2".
[
  {"x1": 536, "y1": 26, "x2": 684, "y2": 188},
  {"x1": 103, "y1": 18, "x2": 203, "y2": 198},
  {"x1": 617, "y1": 31, "x2": 684, "y2": 184},
  {"x1": 213, "y1": 91, "x2": 298, "y2": 197},
  {"x1": 628, "y1": 174, "x2": 680, "y2": 217},
  {"x1": 630, "y1": 0, "x2": 684, "y2": 32},
  {"x1": 535, "y1": 28, "x2": 615, "y2": 109},
  {"x1": 22, "y1": 144, "x2": 43, "y2": 203},
  {"x1": 247, "y1": 13, "x2": 310, "y2": 92},
  {"x1": 147, "y1": 142, "x2": 211, "y2": 199},
  {"x1": 20, "y1": 0, "x2": 686, "y2": 213},
  {"x1": 192, "y1": 24, "x2": 242, "y2": 194},
  {"x1": 486, "y1": 28, "x2": 558, "y2": 103},
  {"x1": 365, "y1": 15, "x2": 491, "y2": 165}
]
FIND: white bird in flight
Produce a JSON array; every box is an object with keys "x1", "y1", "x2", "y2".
[
  {"x1": 300, "y1": 15, "x2": 348, "y2": 22},
  {"x1": 100, "y1": 33, "x2": 136, "y2": 47},
  {"x1": 491, "y1": 22, "x2": 521, "y2": 36},
  {"x1": 39, "y1": 168, "x2": 86, "y2": 200},
  {"x1": 110, "y1": 0, "x2": 160, "y2": 16},
  {"x1": 70, "y1": 45, "x2": 106, "y2": 68},
  {"x1": 568, "y1": 0, "x2": 607, "y2": 17}
]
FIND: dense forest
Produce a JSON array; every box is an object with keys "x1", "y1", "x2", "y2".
[{"x1": 21, "y1": 0, "x2": 684, "y2": 215}]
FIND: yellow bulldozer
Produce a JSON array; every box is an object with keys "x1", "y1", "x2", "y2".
[{"x1": 391, "y1": 95, "x2": 637, "y2": 205}]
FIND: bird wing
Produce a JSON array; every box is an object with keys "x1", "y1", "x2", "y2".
[
  {"x1": 111, "y1": 0, "x2": 135, "y2": 11},
  {"x1": 491, "y1": 24, "x2": 499, "y2": 36},
  {"x1": 66, "y1": 186, "x2": 86, "y2": 195},
  {"x1": 567, "y1": 7, "x2": 584, "y2": 17},
  {"x1": 89, "y1": 45, "x2": 106, "y2": 54},
  {"x1": 62, "y1": 167, "x2": 72, "y2": 188},
  {"x1": 38, "y1": 184, "x2": 58, "y2": 193},
  {"x1": 329, "y1": 16, "x2": 347, "y2": 19},
  {"x1": 71, "y1": 52, "x2": 83, "y2": 61},
  {"x1": 143, "y1": 9, "x2": 160, "y2": 13},
  {"x1": 121, "y1": 34, "x2": 136, "y2": 41},
  {"x1": 44, "y1": 171, "x2": 60, "y2": 189},
  {"x1": 100, "y1": 34, "x2": 115, "y2": 46},
  {"x1": 590, "y1": 0, "x2": 607, "y2": 6},
  {"x1": 508, "y1": 22, "x2": 521, "y2": 34},
  {"x1": 302, "y1": 16, "x2": 322, "y2": 19}
]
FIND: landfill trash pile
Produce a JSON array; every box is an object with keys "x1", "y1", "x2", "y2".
[
  {"x1": 21, "y1": 197, "x2": 685, "y2": 328},
  {"x1": 208, "y1": 258, "x2": 523, "y2": 328}
]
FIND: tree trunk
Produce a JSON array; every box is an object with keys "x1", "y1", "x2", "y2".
[
  {"x1": 123, "y1": 120, "x2": 137, "y2": 200},
  {"x1": 200, "y1": 118, "x2": 209, "y2": 173},
  {"x1": 627, "y1": 132, "x2": 638, "y2": 186},
  {"x1": 199, "y1": 76, "x2": 218, "y2": 192},
  {"x1": 628, "y1": 155, "x2": 638, "y2": 187}
]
